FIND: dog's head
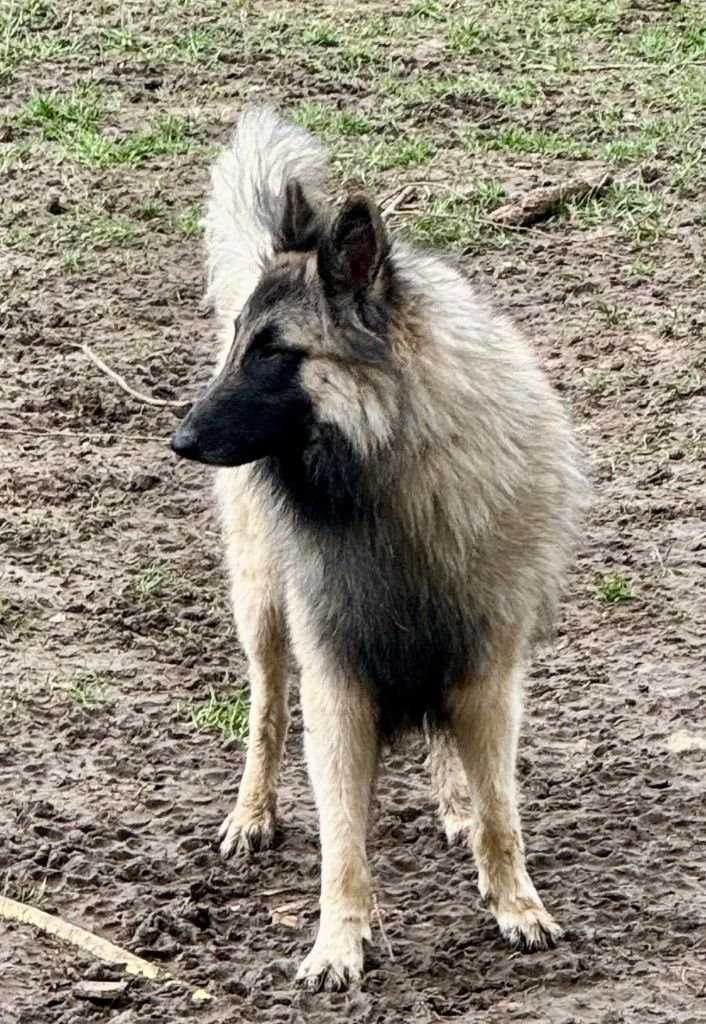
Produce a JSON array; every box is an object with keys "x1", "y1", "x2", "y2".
[{"x1": 172, "y1": 184, "x2": 401, "y2": 468}]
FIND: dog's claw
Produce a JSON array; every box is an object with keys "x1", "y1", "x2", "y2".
[
  {"x1": 296, "y1": 963, "x2": 353, "y2": 993},
  {"x1": 296, "y1": 959, "x2": 360, "y2": 993},
  {"x1": 219, "y1": 810, "x2": 275, "y2": 858},
  {"x1": 295, "y1": 930, "x2": 365, "y2": 993},
  {"x1": 496, "y1": 904, "x2": 563, "y2": 952}
]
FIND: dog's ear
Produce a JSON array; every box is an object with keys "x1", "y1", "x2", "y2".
[
  {"x1": 277, "y1": 179, "x2": 322, "y2": 253},
  {"x1": 318, "y1": 195, "x2": 389, "y2": 297}
]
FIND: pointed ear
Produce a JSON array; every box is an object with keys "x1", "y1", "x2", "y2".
[
  {"x1": 318, "y1": 195, "x2": 389, "y2": 297},
  {"x1": 277, "y1": 179, "x2": 322, "y2": 253}
]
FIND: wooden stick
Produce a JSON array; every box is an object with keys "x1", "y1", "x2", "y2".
[
  {"x1": 526, "y1": 61, "x2": 706, "y2": 72},
  {"x1": 381, "y1": 183, "x2": 417, "y2": 217},
  {"x1": 0, "y1": 896, "x2": 213, "y2": 1002},
  {"x1": 372, "y1": 894, "x2": 396, "y2": 961},
  {"x1": 487, "y1": 170, "x2": 612, "y2": 228},
  {"x1": 0, "y1": 427, "x2": 166, "y2": 443},
  {"x1": 81, "y1": 344, "x2": 186, "y2": 409}
]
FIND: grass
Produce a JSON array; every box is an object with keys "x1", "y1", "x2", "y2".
[
  {"x1": 561, "y1": 182, "x2": 670, "y2": 246},
  {"x1": 597, "y1": 571, "x2": 633, "y2": 603},
  {"x1": 130, "y1": 562, "x2": 182, "y2": 598},
  {"x1": 18, "y1": 83, "x2": 107, "y2": 138},
  {"x1": 583, "y1": 372, "x2": 612, "y2": 396},
  {"x1": 1, "y1": 871, "x2": 49, "y2": 908},
  {"x1": 467, "y1": 124, "x2": 589, "y2": 158},
  {"x1": 192, "y1": 686, "x2": 249, "y2": 742},
  {"x1": 3, "y1": 192, "x2": 201, "y2": 261},
  {"x1": 0, "y1": 0, "x2": 78, "y2": 81},
  {"x1": 597, "y1": 302, "x2": 628, "y2": 327},
  {"x1": 60, "y1": 250, "x2": 97, "y2": 273},
  {"x1": 67, "y1": 113, "x2": 200, "y2": 168},
  {"x1": 407, "y1": 179, "x2": 506, "y2": 251},
  {"x1": 388, "y1": 71, "x2": 544, "y2": 109},
  {"x1": 291, "y1": 102, "x2": 373, "y2": 139},
  {"x1": 50, "y1": 201, "x2": 144, "y2": 251},
  {"x1": 0, "y1": 511, "x2": 70, "y2": 542},
  {"x1": 361, "y1": 136, "x2": 433, "y2": 172},
  {"x1": 177, "y1": 202, "x2": 202, "y2": 238},
  {"x1": 12, "y1": 85, "x2": 201, "y2": 167},
  {"x1": 668, "y1": 368, "x2": 704, "y2": 400},
  {"x1": 63, "y1": 669, "x2": 113, "y2": 708},
  {"x1": 447, "y1": 16, "x2": 489, "y2": 54},
  {"x1": 0, "y1": 141, "x2": 34, "y2": 179},
  {"x1": 68, "y1": 117, "x2": 196, "y2": 167}
]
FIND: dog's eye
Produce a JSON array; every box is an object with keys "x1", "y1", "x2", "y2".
[
  {"x1": 258, "y1": 344, "x2": 287, "y2": 360},
  {"x1": 251, "y1": 326, "x2": 283, "y2": 357}
]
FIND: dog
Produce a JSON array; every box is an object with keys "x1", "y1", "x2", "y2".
[{"x1": 171, "y1": 106, "x2": 585, "y2": 992}]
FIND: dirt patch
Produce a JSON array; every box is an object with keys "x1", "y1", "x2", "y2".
[{"x1": 1, "y1": 1, "x2": 705, "y2": 1022}]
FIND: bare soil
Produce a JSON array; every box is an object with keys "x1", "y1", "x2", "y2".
[{"x1": 1, "y1": 2, "x2": 705, "y2": 1022}]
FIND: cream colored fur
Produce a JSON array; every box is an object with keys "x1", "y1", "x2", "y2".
[
  {"x1": 426, "y1": 726, "x2": 475, "y2": 846},
  {"x1": 201, "y1": 106, "x2": 585, "y2": 990},
  {"x1": 448, "y1": 643, "x2": 563, "y2": 949}
]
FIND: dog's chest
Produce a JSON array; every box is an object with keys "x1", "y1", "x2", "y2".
[
  {"x1": 257, "y1": 443, "x2": 487, "y2": 734},
  {"x1": 290, "y1": 524, "x2": 487, "y2": 736}
]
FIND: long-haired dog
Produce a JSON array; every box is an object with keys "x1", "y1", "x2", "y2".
[{"x1": 172, "y1": 106, "x2": 585, "y2": 992}]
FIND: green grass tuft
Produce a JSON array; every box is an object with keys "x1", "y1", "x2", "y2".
[
  {"x1": 14, "y1": 87, "x2": 200, "y2": 168},
  {"x1": 130, "y1": 562, "x2": 182, "y2": 598},
  {"x1": 447, "y1": 16, "x2": 488, "y2": 54},
  {"x1": 561, "y1": 182, "x2": 669, "y2": 246},
  {"x1": 63, "y1": 113, "x2": 199, "y2": 168},
  {"x1": 1, "y1": 871, "x2": 49, "y2": 907},
  {"x1": 407, "y1": 180, "x2": 505, "y2": 251},
  {"x1": 177, "y1": 202, "x2": 203, "y2": 238},
  {"x1": 361, "y1": 136, "x2": 433, "y2": 171},
  {"x1": 64, "y1": 668, "x2": 112, "y2": 708},
  {"x1": 597, "y1": 571, "x2": 633, "y2": 603},
  {"x1": 597, "y1": 302, "x2": 628, "y2": 327},
  {"x1": 19, "y1": 84, "x2": 105, "y2": 139},
  {"x1": 192, "y1": 686, "x2": 249, "y2": 742},
  {"x1": 291, "y1": 102, "x2": 373, "y2": 139}
]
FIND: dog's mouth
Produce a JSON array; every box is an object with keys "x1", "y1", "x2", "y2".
[
  {"x1": 171, "y1": 378, "x2": 312, "y2": 468},
  {"x1": 171, "y1": 419, "x2": 276, "y2": 467}
]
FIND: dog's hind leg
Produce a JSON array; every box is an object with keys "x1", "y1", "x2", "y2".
[
  {"x1": 448, "y1": 646, "x2": 562, "y2": 951},
  {"x1": 295, "y1": 668, "x2": 379, "y2": 992},
  {"x1": 426, "y1": 724, "x2": 474, "y2": 846},
  {"x1": 218, "y1": 478, "x2": 289, "y2": 858}
]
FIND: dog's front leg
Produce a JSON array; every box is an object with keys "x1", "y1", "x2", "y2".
[
  {"x1": 296, "y1": 670, "x2": 379, "y2": 992},
  {"x1": 449, "y1": 647, "x2": 562, "y2": 951}
]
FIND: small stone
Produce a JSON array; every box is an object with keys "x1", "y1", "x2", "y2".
[
  {"x1": 667, "y1": 730, "x2": 706, "y2": 753},
  {"x1": 74, "y1": 979, "x2": 128, "y2": 1002},
  {"x1": 271, "y1": 899, "x2": 308, "y2": 928}
]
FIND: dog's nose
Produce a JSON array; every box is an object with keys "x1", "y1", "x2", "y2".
[{"x1": 171, "y1": 423, "x2": 200, "y2": 459}]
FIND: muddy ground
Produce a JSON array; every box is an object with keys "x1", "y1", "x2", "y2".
[{"x1": 1, "y1": 1, "x2": 705, "y2": 1022}]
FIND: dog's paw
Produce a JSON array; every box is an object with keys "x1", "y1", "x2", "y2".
[
  {"x1": 218, "y1": 808, "x2": 276, "y2": 858},
  {"x1": 295, "y1": 923, "x2": 367, "y2": 993},
  {"x1": 296, "y1": 955, "x2": 361, "y2": 993},
  {"x1": 495, "y1": 900, "x2": 563, "y2": 952}
]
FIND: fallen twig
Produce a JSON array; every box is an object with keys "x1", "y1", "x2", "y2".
[
  {"x1": 0, "y1": 427, "x2": 166, "y2": 443},
  {"x1": 372, "y1": 894, "x2": 396, "y2": 962},
  {"x1": 381, "y1": 183, "x2": 418, "y2": 218},
  {"x1": 526, "y1": 61, "x2": 706, "y2": 72},
  {"x1": 253, "y1": 885, "x2": 315, "y2": 899},
  {"x1": 487, "y1": 170, "x2": 612, "y2": 228},
  {"x1": 81, "y1": 343, "x2": 186, "y2": 409},
  {"x1": 0, "y1": 896, "x2": 212, "y2": 1002}
]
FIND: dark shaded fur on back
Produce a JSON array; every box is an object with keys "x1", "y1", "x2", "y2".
[{"x1": 256, "y1": 431, "x2": 488, "y2": 737}]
